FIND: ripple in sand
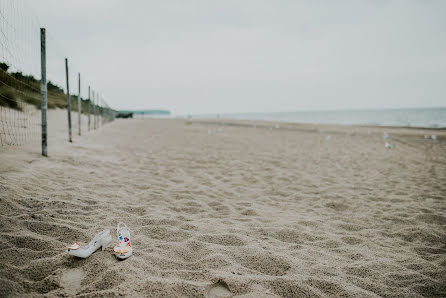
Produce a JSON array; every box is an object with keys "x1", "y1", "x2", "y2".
[
  {"x1": 234, "y1": 251, "x2": 291, "y2": 276},
  {"x1": 199, "y1": 234, "x2": 246, "y2": 246},
  {"x1": 205, "y1": 280, "x2": 232, "y2": 298},
  {"x1": 60, "y1": 268, "x2": 84, "y2": 295}
]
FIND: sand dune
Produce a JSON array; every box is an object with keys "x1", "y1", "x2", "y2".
[{"x1": 0, "y1": 111, "x2": 445, "y2": 297}]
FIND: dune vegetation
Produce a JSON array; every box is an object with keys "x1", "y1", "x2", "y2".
[{"x1": 0, "y1": 62, "x2": 97, "y2": 113}]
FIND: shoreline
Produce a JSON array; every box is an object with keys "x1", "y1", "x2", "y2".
[
  {"x1": 181, "y1": 106, "x2": 446, "y2": 130},
  {"x1": 187, "y1": 117, "x2": 446, "y2": 129},
  {"x1": 185, "y1": 118, "x2": 446, "y2": 140}
]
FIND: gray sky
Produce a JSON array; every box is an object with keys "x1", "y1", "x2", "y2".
[{"x1": 25, "y1": 0, "x2": 446, "y2": 114}]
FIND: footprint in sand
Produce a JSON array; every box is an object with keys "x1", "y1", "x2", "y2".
[
  {"x1": 60, "y1": 268, "x2": 84, "y2": 295},
  {"x1": 205, "y1": 280, "x2": 232, "y2": 298}
]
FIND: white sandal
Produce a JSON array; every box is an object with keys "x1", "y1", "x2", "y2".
[
  {"x1": 114, "y1": 222, "x2": 133, "y2": 260},
  {"x1": 66, "y1": 229, "x2": 112, "y2": 258}
]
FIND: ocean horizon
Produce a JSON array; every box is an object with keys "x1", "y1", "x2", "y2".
[{"x1": 186, "y1": 107, "x2": 446, "y2": 128}]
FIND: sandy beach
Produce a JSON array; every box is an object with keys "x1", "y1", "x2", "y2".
[{"x1": 0, "y1": 110, "x2": 445, "y2": 297}]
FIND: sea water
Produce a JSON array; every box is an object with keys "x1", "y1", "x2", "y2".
[{"x1": 193, "y1": 107, "x2": 446, "y2": 128}]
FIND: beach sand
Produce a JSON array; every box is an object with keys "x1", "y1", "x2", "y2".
[{"x1": 0, "y1": 111, "x2": 445, "y2": 297}]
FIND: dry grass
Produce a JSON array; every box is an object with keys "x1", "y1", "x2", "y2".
[{"x1": 0, "y1": 62, "x2": 94, "y2": 113}]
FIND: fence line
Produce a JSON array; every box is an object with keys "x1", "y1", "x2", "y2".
[
  {"x1": 0, "y1": 1, "x2": 116, "y2": 154},
  {"x1": 0, "y1": 0, "x2": 40, "y2": 146}
]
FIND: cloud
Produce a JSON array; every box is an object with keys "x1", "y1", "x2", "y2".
[{"x1": 23, "y1": 0, "x2": 446, "y2": 114}]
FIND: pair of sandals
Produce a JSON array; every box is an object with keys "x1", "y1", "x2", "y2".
[{"x1": 66, "y1": 223, "x2": 132, "y2": 260}]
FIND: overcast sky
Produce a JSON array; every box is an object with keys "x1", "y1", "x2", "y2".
[{"x1": 24, "y1": 0, "x2": 446, "y2": 114}]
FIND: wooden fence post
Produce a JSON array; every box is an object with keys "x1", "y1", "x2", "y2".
[
  {"x1": 40, "y1": 28, "x2": 47, "y2": 156},
  {"x1": 78, "y1": 73, "x2": 81, "y2": 136},
  {"x1": 65, "y1": 58, "x2": 72, "y2": 142}
]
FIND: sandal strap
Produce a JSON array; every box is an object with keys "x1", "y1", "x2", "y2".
[{"x1": 117, "y1": 222, "x2": 130, "y2": 238}]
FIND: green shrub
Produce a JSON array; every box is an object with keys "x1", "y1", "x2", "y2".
[
  {"x1": 0, "y1": 88, "x2": 21, "y2": 110},
  {"x1": 0, "y1": 62, "x2": 9, "y2": 72}
]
